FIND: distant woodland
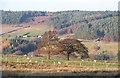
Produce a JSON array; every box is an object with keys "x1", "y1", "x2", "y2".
[{"x1": 1, "y1": 10, "x2": 119, "y2": 41}]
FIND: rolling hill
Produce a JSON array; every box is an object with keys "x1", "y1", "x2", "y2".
[{"x1": 1, "y1": 10, "x2": 119, "y2": 41}]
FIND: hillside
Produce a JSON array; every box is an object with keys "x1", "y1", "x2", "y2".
[{"x1": 1, "y1": 10, "x2": 118, "y2": 41}]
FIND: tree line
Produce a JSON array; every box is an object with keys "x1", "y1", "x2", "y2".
[
  {"x1": 37, "y1": 30, "x2": 89, "y2": 60},
  {"x1": 1, "y1": 10, "x2": 49, "y2": 24}
]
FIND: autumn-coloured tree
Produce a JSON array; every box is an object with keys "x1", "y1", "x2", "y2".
[
  {"x1": 59, "y1": 39, "x2": 89, "y2": 60},
  {"x1": 37, "y1": 30, "x2": 59, "y2": 59}
]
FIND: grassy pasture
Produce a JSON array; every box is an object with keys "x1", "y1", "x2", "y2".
[
  {"x1": 2, "y1": 55, "x2": 118, "y2": 68},
  {"x1": 82, "y1": 41, "x2": 118, "y2": 61},
  {"x1": 1, "y1": 25, "x2": 50, "y2": 40}
]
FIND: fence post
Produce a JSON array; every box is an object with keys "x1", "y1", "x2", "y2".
[
  {"x1": 66, "y1": 62, "x2": 68, "y2": 65},
  {"x1": 93, "y1": 60, "x2": 96, "y2": 69},
  {"x1": 80, "y1": 62, "x2": 81, "y2": 66},
  {"x1": 105, "y1": 61, "x2": 107, "y2": 70},
  {"x1": 41, "y1": 60, "x2": 43, "y2": 64},
  {"x1": 35, "y1": 61, "x2": 38, "y2": 63},
  {"x1": 5, "y1": 58, "x2": 8, "y2": 62},
  {"x1": 53, "y1": 61, "x2": 55, "y2": 65},
  {"x1": 17, "y1": 58, "x2": 19, "y2": 62}
]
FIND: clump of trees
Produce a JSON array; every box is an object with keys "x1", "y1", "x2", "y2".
[
  {"x1": 2, "y1": 38, "x2": 36, "y2": 55},
  {"x1": 59, "y1": 39, "x2": 89, "y2": 60},
  {"x1": 95, "y1": 50, "x2": 110, "y2": 61},
  {"x1": 37, "y1": 30, "x2": 89, "y2": 60},
  {"x1": 37, "y1": 30, "x2": 61, "y2": 59}
]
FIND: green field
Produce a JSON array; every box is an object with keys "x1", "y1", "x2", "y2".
[
  {"x1": 2, "y1": 55, "x2": 118, "y2": 68},
  {"x1": 2, "y1": 25, "x2": 49, "y2": 40}
]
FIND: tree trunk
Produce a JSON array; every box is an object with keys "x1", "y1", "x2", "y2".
[
  {"x1": 67, "y1": 53, "x2": 70, "y2": 60},
  {"x1": 48, "y1": 51, "x2": 50, "y2": 59}
]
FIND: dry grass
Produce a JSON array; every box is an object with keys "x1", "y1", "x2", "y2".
[
  {"x1": 82, "y1": 41, "x2": 118, "y2": 56},
  {"x1": 2, "y1": 61, "x2": 118, "y2": 74}
]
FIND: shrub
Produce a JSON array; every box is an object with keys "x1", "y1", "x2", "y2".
[{"x1": 95, "y1": 54, "x2": 110, "y2": 61}]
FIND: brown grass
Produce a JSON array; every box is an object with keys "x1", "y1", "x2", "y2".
[{"x1": 2, "y1": 62, "x2": 118, "y2": 74}]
